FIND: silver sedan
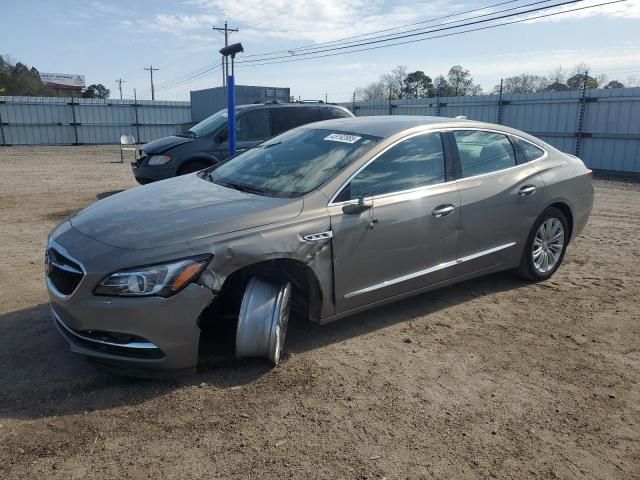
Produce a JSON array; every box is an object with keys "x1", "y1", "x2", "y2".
[{"x1": 46, "y1": 116, "x2": 593, "y2": 374}]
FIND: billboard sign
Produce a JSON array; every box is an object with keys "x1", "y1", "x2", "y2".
[{"x1": 40, "y1": 72, "x2": 86, "y2": 89}]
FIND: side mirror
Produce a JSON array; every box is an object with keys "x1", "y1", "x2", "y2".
[{"x1": 342, "y1": 196, "x2": 373, "y2": 214}]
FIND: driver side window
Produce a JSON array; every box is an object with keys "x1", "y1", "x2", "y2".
[{"x1": 336, "y1": 133, "x2": 445, "y2": 201}]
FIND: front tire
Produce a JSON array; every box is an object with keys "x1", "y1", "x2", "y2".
[
  {"x1": 235, "y1": 277, "x2": 292, "y2": 366},
  {"x1": 515, "y1": 207, "x2": 569, "y2": 281}
]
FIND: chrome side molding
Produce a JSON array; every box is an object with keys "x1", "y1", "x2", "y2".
[{"x1": 344, "y1": 242, "x2": 516, "y2": 299}]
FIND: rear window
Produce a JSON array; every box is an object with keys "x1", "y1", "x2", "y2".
[
  {"x1": 271, "y1": 107, "x2": 321, "y2": 135},
  {"x1": 320, "y1": 107, "x2": 352, "y2": 120},
  {"x1": 513, "y1": 137, "x2": 545, "y2": 162}
]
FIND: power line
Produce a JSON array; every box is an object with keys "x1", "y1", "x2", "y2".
[
  {"x1": 153, "y1": 65, "x2": 222, "y2": 93},
  {"x1": 242, "y1": 3, "x2": 292, "y2": 30},
  {"x1": 241, "y1": 0, "x2": 525, "y2": 59},
  {"x1": 237, "y1": 0, "x2": 586, "y2": 65},
  {"x1": 144, "y1": 65, "x2": 159, "y2": 100},
  {"x1": 235, "y1": 0, "x2": 626, "y2": 68}
]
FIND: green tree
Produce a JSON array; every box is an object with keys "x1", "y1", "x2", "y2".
[
  {"x1": 566, "y1": 73, "x2": 598, "y2": 90},
  {"x1": 0, "y1": 55, "x2": 52, "y2": 96},
  {"x1": 603, "y1": 80, "x2": 624, "y2": 89},
  {"x1": 82, "y1": 83, "x2": 110, "y2": 99},
  {"x1": 544, "y1": 81, "x2": 570, "y2": 92},
  {"x1": 446, "y1": 65, "x2": 482, "y2": 96},
  {"x1": 402, "y1": 70, "x2": 434, "y2": 98}
]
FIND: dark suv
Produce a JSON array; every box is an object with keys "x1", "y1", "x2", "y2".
[{"x1": 131, "y1": 102, "x2": 354, "y2": 184}]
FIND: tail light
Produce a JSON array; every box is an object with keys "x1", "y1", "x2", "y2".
[{"x1": 587, "y1": 169, "x2": 593, "y2": 180}]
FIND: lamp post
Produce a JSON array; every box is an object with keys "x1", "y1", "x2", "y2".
[{"x1": 219, "y1": 42, "x2": 244, "y2": 156}]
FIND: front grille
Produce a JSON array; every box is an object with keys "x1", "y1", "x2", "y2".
[{"x1": 46, "y1": 247, "x2": 84, "y2": 296}]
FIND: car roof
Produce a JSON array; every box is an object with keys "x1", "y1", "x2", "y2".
[
  {"x1": 304, "y1": 115, "x2": 481, "y2": 138},
  {"x1": 238, "y1": 103, "x2": 349, "y2": 111}
]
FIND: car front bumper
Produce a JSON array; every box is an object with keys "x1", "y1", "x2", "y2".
[
  {"x1": 46, "y1": 223, "x2": 215, "y2": 373},
  {"x1": 131, "y1": 162, "x2": 178, "y2": 184},
  {"x1": 49, "y1": 282, "x2": 214, "y2": 372}
]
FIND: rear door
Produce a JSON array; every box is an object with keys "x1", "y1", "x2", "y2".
[
  {"x1": 328, "y1": 132, "x2": 460, "y2": 313},
  {"x1": 450, "y1": 129, "x2": 546, "y2": 275}
]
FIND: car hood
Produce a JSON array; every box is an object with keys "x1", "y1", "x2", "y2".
[
  {"x1": 70, "y1": 174, "x2": 304, "y2": 250},
  {"x1": 143, "y1": 135, "x2": 193, "y2": 154}
]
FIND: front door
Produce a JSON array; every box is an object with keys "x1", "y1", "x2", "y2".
[
  {"x1": 450, "y1": 129, "x2": 547, "y2": 275},
  {"x1": 220, "y1": 109, "x2": 272, "y2": 157},
  {"x1": 328, "y1": 132, "x2": 460, "y2": 314}
]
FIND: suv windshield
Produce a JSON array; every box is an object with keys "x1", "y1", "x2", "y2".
[
  {"x1": 189, "y1": 108, "x2": 236, "y2": 138},
  {"x1": 206, "y1": 128, "x2": 380, "y2": 198}
]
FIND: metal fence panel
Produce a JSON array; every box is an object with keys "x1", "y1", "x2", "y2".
[
  {"x1": 0, "y1": 96, "x2": 190, "y2": 146},
  {"x1": 342, "y1": 87, "x2": 640, "y2": 173}
]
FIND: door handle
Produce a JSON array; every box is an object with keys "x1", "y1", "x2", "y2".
[
  {"x1": 432, "y1": 204, "x2": 456, "y2": 218},
  {"x1": 519, "y1": 185, "x2": 537, "y2": 197}
]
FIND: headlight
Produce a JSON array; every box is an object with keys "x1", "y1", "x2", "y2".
[
  {"x1": 147, "y1": 155, "x2": 172, "y2": 166},
  {"x1": 94, "y1": 255, "x2": 211, "y2": 297}
]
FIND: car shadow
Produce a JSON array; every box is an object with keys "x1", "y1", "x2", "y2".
[
  {"x1": 0, "y1": 272, "x2": 527, "y2": 420},
  {"x1": 96, "y1": 189, "x2": 125, "y2": 200}
]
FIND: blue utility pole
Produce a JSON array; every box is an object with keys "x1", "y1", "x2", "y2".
[{"x1": 219, "y1": 42, "x2": 243, "y2": 157}]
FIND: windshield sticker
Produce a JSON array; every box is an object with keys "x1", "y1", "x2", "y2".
[{"x1": 324, "y1": 133, "x2": 362, "y2": 144}]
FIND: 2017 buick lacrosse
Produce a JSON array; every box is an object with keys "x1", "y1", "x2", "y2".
[{"x1": 46, "y1": 116, "x2": 593, "y2": 374}]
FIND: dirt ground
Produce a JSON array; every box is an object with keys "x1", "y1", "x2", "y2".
[{"x1": 0, "y1": 145, "x2": 638, "y2": 480}]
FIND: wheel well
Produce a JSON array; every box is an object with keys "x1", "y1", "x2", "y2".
[
  {"x1": 178, "y1": 157, "x2": 214, "y2": 175},
  {"x1": 549, "y1": 202, "x2": 574, "y2": 241},
  {"x1": 203, "y1": 259, "x2": 323, "y2": 329}
]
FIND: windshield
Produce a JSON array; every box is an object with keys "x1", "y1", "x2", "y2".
[
  {"x1": 206, "y1": 128, "x2": 380, "y2": 198},
  {"x1": 189, "y1": 108, "x2": 230, "y2": 138}
]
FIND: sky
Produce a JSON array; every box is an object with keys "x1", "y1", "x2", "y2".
[{"x1": 1, "y1": 0, "x2": 640, "y2": 102}]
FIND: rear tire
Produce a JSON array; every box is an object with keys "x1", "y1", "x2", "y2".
[
  {"x1": 178, "y1": 160, "x2": 210, "y2": 175},
  {"x1": 235, "y1": 277, "x2": 292, "y2": 366},
  {"x1": 515, "y1": 207, "x2": 569, "y2": 281}
]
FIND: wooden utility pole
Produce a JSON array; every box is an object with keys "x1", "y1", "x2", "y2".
[
  {"x1": 116, "y1": 78, "x2": 126, "y2": 100},
  {"x1": 144, "y1": 65, "x2": 159, "y2": 100},
  {"x1": 213, "y1": 22, "x2": 238, "y2": 86}
]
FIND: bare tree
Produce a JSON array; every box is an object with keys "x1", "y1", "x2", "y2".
[
  {"x1": 381, "y1": 65, "x2": 408, "y2": 99},
  {"x1": 547, "y1": 66, "x2": 566, "y2": 85},
  {"x1": 625, "y1": 75, "x2": 640, "y2": 88},
  {"x1": 493, "y1": 74, "x2": 549, "y2": 94},
  {"x1": 354, "y1": 80, "x2": 387, "y2": 101}
]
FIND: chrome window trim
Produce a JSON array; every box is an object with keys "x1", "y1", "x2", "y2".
[
  {"x1": 46, "y1": 240, "x2": 86, "y2": 301},
  {"x1": 448, "y1": 127, "x2": 548, "y2": 184},
  {"x1": 51, "y1": 307, "x2": 160, "y2": 350},
  {"x1": 328, "y1": 127, "x2": 548, "y2": 206},
  {"x1": 328, "y1": 129, "x2": 448, "y2": 206},
  {"x1": 344, "y1": 242, "x2": 516, "y2": 299}
]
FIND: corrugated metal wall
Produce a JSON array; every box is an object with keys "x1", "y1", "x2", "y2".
[
  {"x1": 190, "y1": 85, "x2": 291, "y2": 122},
  {"x1": 0, "y1": 96, "x2": 191, "y2": 146},
  {"x1": 341, "y1": 87, "x2": 640, "y2": 173}
]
